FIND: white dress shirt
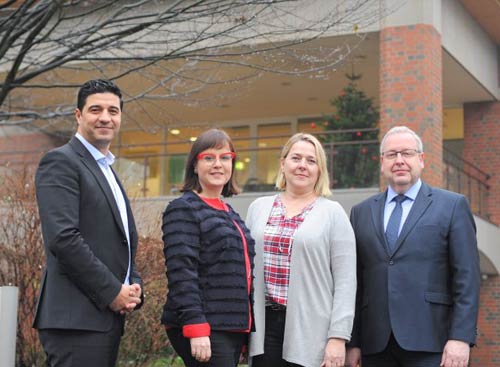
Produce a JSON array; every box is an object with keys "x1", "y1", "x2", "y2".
[
  {"x1": 384, "y1": 179, "x2": 422, "y2": 235},
  {"x1": 75, "y1": 133, "x2": 131, "y2": 284}
]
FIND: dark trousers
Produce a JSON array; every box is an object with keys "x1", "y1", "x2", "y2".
[
  {"x1": 38, "y1": 315, "x2": 123, "y2": 367},
  {"x1": 362, "y1": 333, "x2": 442, "y2": 367},
  {"x1": 167, "y1": 328, "x2": 246, "y2": 367},
  {"x1": 251, "y1": 307, "x2": 303, "y2": 367}
]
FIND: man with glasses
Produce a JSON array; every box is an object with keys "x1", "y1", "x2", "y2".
[{"x1": 346, "y1": 126, "x2": 480, "y2": 367}]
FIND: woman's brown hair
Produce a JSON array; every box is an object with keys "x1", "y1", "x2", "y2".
[{"x1": 181, "y1": 128, "x2": 240, "y2": 197}]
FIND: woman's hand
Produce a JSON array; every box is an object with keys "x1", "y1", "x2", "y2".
[
  {"x1": 190, "y1": 336, "x2": 211, "y2": 363},
  {"x1": 320, "y1": 338, "x2": 346, "y2": 367}
]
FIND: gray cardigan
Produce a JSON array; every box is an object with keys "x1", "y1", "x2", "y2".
[{"x1": 247, "y1": 195, "x2": 356, "y2": 367}]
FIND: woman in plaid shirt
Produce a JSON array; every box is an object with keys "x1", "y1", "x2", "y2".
[{"x1": 247, "y1": 133, "x2": 356, "y2": 367}]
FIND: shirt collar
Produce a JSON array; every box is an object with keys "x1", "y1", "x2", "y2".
[
  {"x1": 75, "y1": 133, "x2": 115, "y2": 165},
  {"x1": 386, "y1": 179, "x2": 422, "y2": 204}
]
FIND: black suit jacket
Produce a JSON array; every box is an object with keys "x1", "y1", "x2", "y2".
[
  {"x1": 349, "y1": 182, "x2": 480, "y2": 354},
  {"x1": 34, "y1": 137, "x2": 142, "y2": 332}
]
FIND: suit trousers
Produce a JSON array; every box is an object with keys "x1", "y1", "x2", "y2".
[
  {"x1": 166, "y1": 328, "x2": 247, "y2": 367},
  {"x1": 362, "y1": 333, "x2": 442, "y2": 367},
  {"x1": 251, "y1": 307, "x2": 303, "y2": 367},
  {"x1": 38, "y1": 313, "x2": 124, "y2": 367}
]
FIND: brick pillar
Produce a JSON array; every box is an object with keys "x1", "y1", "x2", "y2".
[
  {"x1": 379, "y1": 24, "x2": 443, "y2": 187},
  {"x1": 470, "y1": 276, "x2": 500, "y2": 367},
  {"x1": 464, "y1": 102, "x2": 500, "y2": 225}
]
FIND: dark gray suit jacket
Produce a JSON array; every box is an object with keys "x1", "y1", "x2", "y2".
[
  {"x1": 34, "y1": 137, "x2": 142, "y2": 332},
  {"x1": 349, "y1": 182, "x2": 480, "y2": 354}
]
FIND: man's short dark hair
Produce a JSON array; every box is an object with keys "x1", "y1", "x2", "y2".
[{"x1": 77, "y1": 79, "x2": 123, "y2": 111}]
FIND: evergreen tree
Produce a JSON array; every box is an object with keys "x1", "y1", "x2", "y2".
[{"x1": 324, "y1": 73, "x2": 379, "y2": 188}]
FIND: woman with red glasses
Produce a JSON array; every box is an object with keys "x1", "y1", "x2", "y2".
[{"x1": 161, "y1": 128, "x2": 255, "y2": 367}]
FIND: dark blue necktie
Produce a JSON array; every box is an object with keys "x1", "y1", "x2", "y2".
[{"x1": 386, "y1": 195, "x2": 407, "y2": 252}]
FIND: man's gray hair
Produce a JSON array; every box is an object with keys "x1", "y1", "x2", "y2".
[{"x1": 380, "y1": 126, "x2": 424, "y2": 154}]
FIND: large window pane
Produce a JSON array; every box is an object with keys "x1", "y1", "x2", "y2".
[
  {"x1": 223, "y1": 126, "x2": 250, "y2": 191},
  {"x1": 251, "y1": 123, "x2": 290, "y2": 191},
  {"x1": 116, "y1": 130, "x2": 163, "y2": 197},
  {"x1": 116, "y1": 156, "x2": 161, "y2": 198}
]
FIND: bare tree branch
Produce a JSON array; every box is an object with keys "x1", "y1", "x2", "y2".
[{"x1": 0, "y1": 0, "x2": 388, "y2": 129}]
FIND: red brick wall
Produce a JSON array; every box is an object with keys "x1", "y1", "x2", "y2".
[
  {"x1": 471, "y1": 276, "x2": 500, "y2": 367},
  {"x1": 463, "y1": 103, "x2": 500, "y2": 367},
  {"x1": 379, "y1": 24, "x2": 443, "y2": 187},
  {"x1": 0, "y1": 132, "x2": 64, "y2": 168},
  {"x1": 464, "y1": 101, "x2": 500, "y2": 225}
]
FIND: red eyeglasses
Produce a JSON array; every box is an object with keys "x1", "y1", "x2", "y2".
[{"x1": 197, "y1": 152, "x2": 236, "y2": 164}]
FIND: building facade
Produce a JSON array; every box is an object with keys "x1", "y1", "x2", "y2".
[{"x1": 1, "y1": 0, "x2": 499, "y2": 364}]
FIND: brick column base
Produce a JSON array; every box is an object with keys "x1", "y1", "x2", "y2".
[{"x1": 471, "y1": 275, "x2": 500, "y2": 367}]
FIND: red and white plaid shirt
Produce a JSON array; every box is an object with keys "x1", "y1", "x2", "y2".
[{"x1": 263, "y1": 195, "x2": 315, "y2": 306}]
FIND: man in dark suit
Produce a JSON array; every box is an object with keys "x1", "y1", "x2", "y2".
[
  {"x1": 34, "y1": 79, "x2": 143, "y2": 366},
  {"x1": 346, "y1": 126, "x2": 480, "y2": 367}
]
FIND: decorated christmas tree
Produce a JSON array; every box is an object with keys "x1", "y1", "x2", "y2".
[{"x1": 324, "y1": 73, "x2": 379, "y2": 188}]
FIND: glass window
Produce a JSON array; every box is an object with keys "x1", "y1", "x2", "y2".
[
  {"x1": 115, "y1": 156, "x2": 160, "y2": 198},
  {"x1": 116, "y1": 125, "x2": 253, "y2": 197},
  {"x1": 116, "y1": 130, "x2": 164, "y2": 197},
  {"x1": 252, "y1": 123, "x2": 290, "y2": 191},
  {"x1": 223, "y1": 126, "x2": 250, "y2": 191}
]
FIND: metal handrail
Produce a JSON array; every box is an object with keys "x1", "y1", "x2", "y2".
[
  {"x1": 443, "y1": 148, "x2": 490, "y2": 219},
  {"x1": 443, "y1": 147, "x2": 490, "y2": 187},
  {"x1": 0, "y1": 129, "x2": 491, "y2": 219}
]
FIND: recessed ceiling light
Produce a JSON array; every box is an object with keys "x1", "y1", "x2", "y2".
[
  {"x1": 170, "y1": 129, "x2": 180, "y2": 135},
  {"x1": 189, "y1": 137, "x2": 197, "y2": 142}
]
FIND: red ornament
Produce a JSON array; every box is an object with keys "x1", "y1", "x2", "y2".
[
  {"x1": 356, "y1": 131, "x2": 362, "y2": 137},
  {"x1": 310, "y1": 122, "x2": 316, "y2": 128}
]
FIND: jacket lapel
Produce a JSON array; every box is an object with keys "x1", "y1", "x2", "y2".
[
  {"x1": 69, "y1": 138, "x2": 128, "y2": 239},
  {"x1": 370, "y1": 191, "x2": 390, "y2": 256},
  {"x1": 392, "y1": 183, "x2": 433, "y2": 255}
]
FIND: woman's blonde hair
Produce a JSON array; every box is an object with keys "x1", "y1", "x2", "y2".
[{"x1": 276, "y1": 133, "x2": 332, "y2": 197}]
